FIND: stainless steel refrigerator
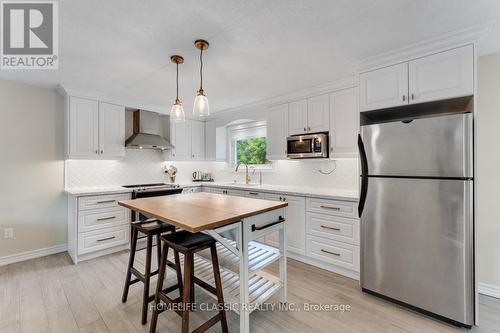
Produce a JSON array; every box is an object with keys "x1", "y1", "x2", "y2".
[{"x1": 358, "y1": 112, "x2": 474, "y2": 327}]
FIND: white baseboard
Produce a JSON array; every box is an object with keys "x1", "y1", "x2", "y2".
[
  {"x1": 478, "y1": 283, "x2": 500, "y2": 299},
  {"x1": 0, "y1": 243, "x2": 68, "y2": 267}
]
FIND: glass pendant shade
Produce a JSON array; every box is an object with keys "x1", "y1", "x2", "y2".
[
  {"x1": 170, "y1": 100, "x2": 185, "y2": 122},
  {"x1": 193, "y1": 91, "x2": 210, "y2": 117}
]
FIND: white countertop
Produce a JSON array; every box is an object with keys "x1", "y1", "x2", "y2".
[
  {"x1": 65, "y1": 182, "x2": 358, "y2": 202},
  {"x1": 64, "y1": 186, "x2": 133, "y2": 196}
]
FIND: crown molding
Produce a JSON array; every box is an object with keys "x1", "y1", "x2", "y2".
[
  {"x1": 357, "y1": 22, "x2": 493, "y2": 73},
  {"x1": 211, "y1": 73, "x2": 357, "y2": 118}
]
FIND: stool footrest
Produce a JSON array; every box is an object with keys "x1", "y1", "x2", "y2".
[{"x1": 192, "y1": 313, "x2": 223, "y2": 333}]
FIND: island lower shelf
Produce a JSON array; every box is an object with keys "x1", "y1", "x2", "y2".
[{"x1": 167, "y1": 239, "x2": 283, "y2": 314}]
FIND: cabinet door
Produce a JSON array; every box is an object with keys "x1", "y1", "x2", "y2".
[
  {"x1": 267, "y1": 104, "x2": 288, "y2": 160},
  {"x1": 359, "y1": 62, "x2": 409, "y2": 111},
  {"x1": 288, "y1": 99, "x2": 308, "y2": 135},
  {"x1": 330, "y1": 87, "x2": 359, "y2": 159},
  {"x1": 191, "y1": 120, "x2": 205, "y2": 160},
  {"x1": 68, "y1": 97, "x2": 99, "y2": 158},
  {"x1": 264, "y1": 193, "x2": 306, "y2": 254},
  {"x1": 171, "y1": 120, "x2": 191, "y2": 160},
  {"x1": 307, "y1": 94, "x2": 330, "y2": 133},
  {"x1": 409, "y1": 45, "x2": 473, "y2": 104},
  {"x1": 205, "y1": 119, "x2": 216, "y2": 160},
  {"x1": 98, "y1": 102, "x2": 125, "y2": 158}
]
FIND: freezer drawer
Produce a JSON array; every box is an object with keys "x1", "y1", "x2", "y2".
[
  {"x1": 360, "y1": 177, "x2": 473, "y2": 325},
  {"x1": 360, "y1": 113, "x2": 472, "y2": 178}
]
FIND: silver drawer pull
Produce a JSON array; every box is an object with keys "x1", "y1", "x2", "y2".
[
  {"x1": 96, "y1": 200, "x2": 116, "y2": 204},
  {"x1": 321, "y1": 249, "x2": 340, "y2": 256},
  {"x1": 97, "y1": 236, "x2": 116, "y2": 242},
  {"x1": 249, "y1": 192, "x2": 259, "y2": 195},
  {"x1": 97, "y1": 216, "x2": 116, "y2": 221},
  {"x1": 320, "y1": 205, "x2": 341, "y2": 211},
  {"x1": 320, "y1": 225, "x2": 340, "y2": 231}
]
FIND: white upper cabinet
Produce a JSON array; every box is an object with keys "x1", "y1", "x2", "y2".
[
  {"x1": 267, "y1": 104, "x2": 288, "y2": 160},
  {"x1": 408, "y1": 45, "x2": 473, "y2": 104},
  {"x1": 307, "y1": 94, "x2": 330, "y2": 133},
  {"x1": 191, "y1": 120, "x2": 205, "y2": 160},
  {"x1": 170, "y1": 119, "x2": 206, "y2": 161},
  {"x1": 170, "y1": 120, "x2": 191, "y2": 160},
  {"x1": 330, "y1": 87, "x2": 359, "y2": 159},
  {"x1": 288, "y1": 99, "x2": 308, "y2": 135},
  {"x1": 98, "y1": 102, "x2": 125, "y2": 158},
  {"x1": 68, "y1": 97, "x2": 99, "y2": 158},
  {"x1": 360, "y1": 45, "x2": 474, "y2": 112},
  {"x1": 359, "y1": 62, "x2": 409, "y2": 112},
  {"x1": 67, "y1": 97, "x2": 125, "y2": 159},
  {"x1": 288, "y1": 94, "x2": 329, "y2": 135},
  {"x1": 205, "y1": 119, "x2": 216, "y2": 161}
]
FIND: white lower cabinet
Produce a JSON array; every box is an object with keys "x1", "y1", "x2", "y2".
[
  {"x1": 197, "y1": 186, "x2": 360, "y2": 279},
  {"x1": 264, "y1": 193, "x2": 306, "y2": 255},
  {"x1": 306, "y1": 235, "x2": 360, "y2": 272},
  {"x1": 68, "y1": 192, "x2": 131, "y2": 264}
]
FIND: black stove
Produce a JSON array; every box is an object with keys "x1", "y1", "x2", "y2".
[
  {"x1": 122, "y1": 183, "x2": 181, "y2": 193},
  {"x1": 123, "y1": 183, "x2": 183, "y2": 221}
]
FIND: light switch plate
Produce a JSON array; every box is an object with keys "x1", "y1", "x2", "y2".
[{"x1": 3, "y1": 227, "x2": 13, "y2": 239}]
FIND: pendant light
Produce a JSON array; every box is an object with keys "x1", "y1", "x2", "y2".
[
  {"x1": 170, "y1": 55, "x2": 185, "y2": 123},
  {"x1": 193, "y1": 39, "x2": 210, "y2": 117}
]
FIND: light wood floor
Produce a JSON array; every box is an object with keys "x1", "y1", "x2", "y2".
[{"x1": 1, "y1": 250, "x2": 499, "y2": 333}]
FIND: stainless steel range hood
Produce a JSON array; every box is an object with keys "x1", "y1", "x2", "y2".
[{"x1": 125, "y1": 110, "x2": 173, "y2": 150}]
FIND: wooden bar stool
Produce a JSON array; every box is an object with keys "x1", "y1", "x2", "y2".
[
  {"x1": 150, "y1": 230, "x2": 228, "y2": 333},
  {"x1": 122, "y1": 219, "x2": 182, "y2": 325}
]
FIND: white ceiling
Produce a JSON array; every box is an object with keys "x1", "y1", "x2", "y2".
[{"x1": 2, "y1": 0, "x2": 500, "y2": 113}]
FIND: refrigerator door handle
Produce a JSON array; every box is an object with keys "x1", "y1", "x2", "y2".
[
  {"x1": 358, "y1": 134, "x2": 369, "y2": 217},
  {"x1": 358, "y1": 176, "x2": 368, "y2": 218},
  {"x1": 358, "y1": 134, "x2": 368, "y2": 176}
]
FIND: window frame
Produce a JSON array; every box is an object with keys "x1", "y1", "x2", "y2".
[{"x1": 227, "y1": 120, "x2": 274, "y2": 171}]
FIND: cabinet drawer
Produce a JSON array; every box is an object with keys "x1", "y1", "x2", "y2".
[
  {"x1": 306, "y1": 235, "x2": 359, "y2": 272},
  {"x1": 78, "y1": 193, "x2": 130, "y2": 211},
  {"x1": 245, "y1": 190, "x2": 265, "y2": 198},
  {"x1": 78, "y1": 207, "x2": 130, "y2": 233},
  {"x1": 78, "y1": 225, "x2": 129, "y2": 255},
  {"x1": 306, "y1": 212, "x2": 359, "y2": 245},
  {"x1": 306, "y1": 197, "x2": 357, "y2": 218}
]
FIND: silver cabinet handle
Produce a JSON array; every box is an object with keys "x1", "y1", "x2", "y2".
[
  {"x1": 248, "y1": 192, "x2": 259, "y2": 195},
  {"x1": 100, "y1": 149, "x2": 104, "y2": 154},
  {"x1": 411, "y1": 93, "x2": 415, "y2": 100},
  {"x1": 96, "y1": 200, "x2": 116, "y2": 204},
  {"x1": 321, "y1": 249, "x2": 340, "y2": 256},
  {"x1": 320, "y1": 205, "x2": 340, "y2": 211},
  {"x1": 308, "y1": 127, "x2": 311, "y2": 131},
  {"x1": 320, "y1": 225, "x2": 341, "y2": 231},
  {"x1": 402, "y1": 95, "x2": 406, "y2": 101},
  {"x1": 97, "y1": 236, "x2": 116, "y2": 242},
  {"x1": 97, "y1": 216, "x2": 116, "y2": 221},
  {"x1": 95, "y1": 150, "x2": 99, "y2": 154},
  {"x1": 303, "y1": 127, "x2": 307, "y2": 132}
]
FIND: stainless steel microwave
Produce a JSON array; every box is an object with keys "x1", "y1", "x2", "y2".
[{"x1": 286, "y1": 133, "x2": 329, "y2": 159}]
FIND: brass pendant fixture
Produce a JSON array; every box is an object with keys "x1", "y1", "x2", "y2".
[
  {"x1": 170, "y1": 55, "x2": 185, "y2": 123},
  {"x1": 193, "y1": 39, "x2": 210, "y2": 117}
]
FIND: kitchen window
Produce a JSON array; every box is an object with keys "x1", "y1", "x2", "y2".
[{"x1": 228, "y1": 120, "x2": 272, "y2": 170}]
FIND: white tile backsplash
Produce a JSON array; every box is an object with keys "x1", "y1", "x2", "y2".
[{"x1": 66, "y1": 150, "x2": 359, "y2": 192}]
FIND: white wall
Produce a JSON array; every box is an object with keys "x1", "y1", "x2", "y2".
[
  {"x1": 477, "y1": 53, "x2": 500, "y2": 290},
  {"x1": 0, "y1": 80, "x2": 66, "y2": 258}
]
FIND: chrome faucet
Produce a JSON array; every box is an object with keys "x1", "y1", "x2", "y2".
[{"x1": 235, "y1": 162, "x2": 251, "y2": 184}]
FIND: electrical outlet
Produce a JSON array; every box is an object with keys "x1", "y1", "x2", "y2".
[{"x1": 4, "y1": 227, "x2": 13, "y2": 239}]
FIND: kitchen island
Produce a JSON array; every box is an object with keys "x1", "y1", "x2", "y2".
[{"x1": 118, "y1": 192, "x2": 288, "y2": 333}]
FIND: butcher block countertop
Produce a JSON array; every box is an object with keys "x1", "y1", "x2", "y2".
[{"x1": 118, "y1": 192, "x2": 288, "y2": 233}]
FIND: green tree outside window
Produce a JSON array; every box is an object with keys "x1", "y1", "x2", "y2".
[{"x1": 235, "y1": 137, "x2": 270, "y2": 165}]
